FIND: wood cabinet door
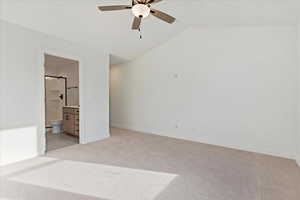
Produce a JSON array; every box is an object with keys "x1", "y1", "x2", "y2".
[{"x1": 63, "y1": 113, "x2": 75, "y2": 134}]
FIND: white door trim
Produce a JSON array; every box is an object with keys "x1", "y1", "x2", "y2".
[{"x1": 39, "y1": 47, "x2": 85, "y2": 154}]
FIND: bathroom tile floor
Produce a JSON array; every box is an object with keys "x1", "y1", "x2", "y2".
[{"x1": 46, "y1": 130, "x2": 78, "y2": 152}]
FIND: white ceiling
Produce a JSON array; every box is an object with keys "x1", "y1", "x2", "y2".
[{"x1": 1, "y1": 0, "x2": 300, "y2": 64}]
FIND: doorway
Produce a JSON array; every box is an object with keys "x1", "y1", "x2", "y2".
[{"x1": 44, "y1": 54, "x2": 80, "y2": 152}]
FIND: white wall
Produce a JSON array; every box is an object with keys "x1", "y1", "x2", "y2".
[
  {"x1": 297, "y1": 24, "x2": 300, "y2": 167},
  {"x1": 0, "y1": 18, "x2": 4, "y2": 129},
  {"x1": 111, "y1": 26, "x2": 298, "y2": 159},
  {"x1": 0, "y1": 20, "x2": 110, "y2": 166},
  {"x1": 0, "y1": 18, "x2": 4, "y2": 165}
]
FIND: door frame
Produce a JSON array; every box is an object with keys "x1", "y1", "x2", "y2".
[{"x1": 39, "y1": 47, "x2": 84, "y2": 155}]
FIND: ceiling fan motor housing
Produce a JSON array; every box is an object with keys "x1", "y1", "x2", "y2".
[{"x1": 132, "y1": 4, "x2": 151, "y2": 18}]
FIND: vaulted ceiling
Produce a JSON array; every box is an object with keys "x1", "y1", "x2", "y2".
[{"x1": 1, "y1": 0, "x2": 300, "y2": 64}]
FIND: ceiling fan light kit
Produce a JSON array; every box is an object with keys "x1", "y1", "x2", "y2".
[
  {"x1": 132, "y1": 4, "x2": 151, "y2": 18},
  {"x1": 98, "y1": 0, "x2": 176, "y2": 38}
]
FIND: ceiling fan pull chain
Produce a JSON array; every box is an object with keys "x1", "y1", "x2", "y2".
[{"x1": 139, "y1": 27, "x2": 142, "y2": 39}]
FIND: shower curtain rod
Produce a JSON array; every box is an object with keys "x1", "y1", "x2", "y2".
[{"x1": 45, "y1": 75, "x2": 67, "y2": 79}]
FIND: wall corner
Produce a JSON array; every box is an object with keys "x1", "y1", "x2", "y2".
[{"x1": 296, "y1": 159, "x2": 300, "y2": 168}]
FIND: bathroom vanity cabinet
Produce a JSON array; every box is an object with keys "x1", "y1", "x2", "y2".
[{"x1": 63, "y1": 106, "x2": 79, "y2": 137}]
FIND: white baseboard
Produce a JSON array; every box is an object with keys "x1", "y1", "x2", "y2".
[
  {"x1": 81, "y1": 132, "x2": 110, "y2": 144},
  {"x1": 110, "y1": 121, "x2": 296, "y2": 160},
  {"x1": 110, "y1": 123, "x2": 157, "y2": 137},
  {"x1": 110, "y1": 122, "x2": 133, "y2": 131}
]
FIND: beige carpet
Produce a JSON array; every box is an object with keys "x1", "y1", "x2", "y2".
[{"x1": 1, "y1": 128, "x2": 300, "y2": 200}]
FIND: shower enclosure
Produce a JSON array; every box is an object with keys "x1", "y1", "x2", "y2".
[{"x1": 45, "y1": 75, "x2": 67, "y2": 128}]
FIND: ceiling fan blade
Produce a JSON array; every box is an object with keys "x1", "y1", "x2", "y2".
[
  {"x1": 147, "y1": 0, "x2": 163, "y2": 4},
  {"x1": 150, "y1": 8, "x2": 176, "y2": 24},
  {"x1": 132, "y1": 17, "x2": 142, "y2": 30},
  {"x1": 98, "y1": 5, "x2": 131, "y2": 11},
  {"x1": 133, "y1": 0, "x2": 142, "y2": 5}
]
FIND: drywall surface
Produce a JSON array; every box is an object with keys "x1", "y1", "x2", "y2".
[
  {"x1": 0, "y1": 18, "x2": 4, "y2": 129},
  {"x1": 0, "y1": 18, "x2": 4, "y2": 165},
  {"x1": 0, "y1": 20, "x2": 109, "y2": 165},
  {"x1": 297, "y1": 24, "x2": 300, "y2": 167},
  {"x1": 111, "y1": 26, "x2": 298, "y2": 159}
]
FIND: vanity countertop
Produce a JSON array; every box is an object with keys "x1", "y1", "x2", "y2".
[{"x1": 63, "y1": 106, "x2": 79, "y2": 109}]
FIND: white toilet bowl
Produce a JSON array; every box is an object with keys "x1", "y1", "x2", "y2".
[{"x1": 52, "y1": 120, "x2": 63, "y2": 134}]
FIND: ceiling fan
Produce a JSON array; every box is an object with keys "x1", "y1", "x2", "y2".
[{"x1": 98, "y1": 0, "x2": 176, "y2": 31}]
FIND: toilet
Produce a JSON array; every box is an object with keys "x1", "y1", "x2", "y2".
[{"x1": 51, "y1": 120, "x2": 63, "y2": 134}]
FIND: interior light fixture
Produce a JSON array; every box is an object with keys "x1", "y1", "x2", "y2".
[{"x1": 132, "y1": 4, "x2": 150, "y2": 18}]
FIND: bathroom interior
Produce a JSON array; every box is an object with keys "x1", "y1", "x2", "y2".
[{"x1": 44, "y1": 54, "x2": 80, "y2": 151}]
